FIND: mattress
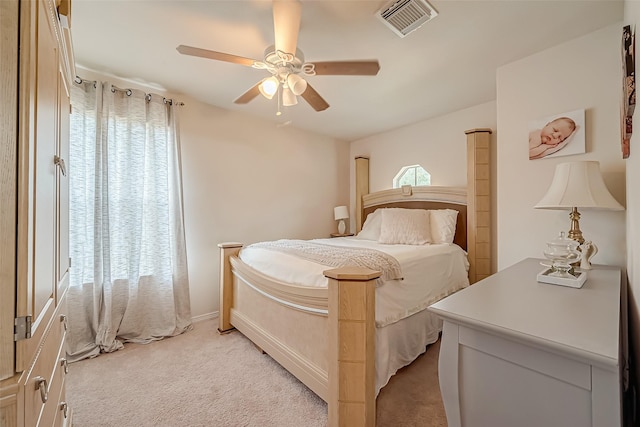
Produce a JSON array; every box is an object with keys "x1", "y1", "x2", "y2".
[{"x1": 239, "y1": 236, "x2": 470, "y2": 327}]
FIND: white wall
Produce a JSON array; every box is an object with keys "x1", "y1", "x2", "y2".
[
  {"x1": 180, "y1": 100, "x2": 349, "y2": 318},
  {"x1": 75, "y1": 68, "x2": 349, "y2": 320},
  {"x1": 624, "y1": 0, "x2": 640, "y2": 406},
  {"x1": 496, "y1": 24, "x2": 626, "y2": 271},
  {"x1": 350, "y1": 101, "x2": 496, "y2": 192}
]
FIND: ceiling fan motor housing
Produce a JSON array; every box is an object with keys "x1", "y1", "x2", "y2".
[{"x1": 263, "y1": 46, "x2": 304, "y2": 70}]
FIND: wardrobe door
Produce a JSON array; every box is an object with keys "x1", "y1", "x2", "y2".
[
  {"x1": 0, "y1": 0, "x2": 19, "y2": 383},
  {"x1": 16, "y1": 0, "x2": 59, "y2": 371},
  {"x1": 57, "y1": 67, "x2": 71, "y2": 299}
]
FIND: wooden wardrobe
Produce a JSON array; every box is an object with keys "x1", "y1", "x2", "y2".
[{"x1": 0, "y1": 0, "x2": 75, "y2": 425}]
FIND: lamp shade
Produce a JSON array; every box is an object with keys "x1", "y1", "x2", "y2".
[
  {"x1": 334, "y1": 205, "x2": 349, "y2": 220},
  {"x1": 282, "y1": 87, "x2": 297, "y2": 106},
  {"x1": 259, "y1": 77, "x2": 279, "y2": 100},
  {"x1": 287, "y1": 73, "x2": 308, "y2": 96},
  {"x1": 535, "y1": 161, "x2": 624, "y2": 210}
]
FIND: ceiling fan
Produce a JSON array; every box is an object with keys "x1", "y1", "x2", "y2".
[{"x1": 176, "y1": 0, "x2": 380, "y2": 113}]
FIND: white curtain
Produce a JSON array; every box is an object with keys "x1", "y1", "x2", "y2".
[{"x1": 67, "y1": 80, "x2": 192, "y2": 362}]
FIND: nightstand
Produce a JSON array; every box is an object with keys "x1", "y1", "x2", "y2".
[
  {"x1": 330, "y1": 233, "x2": 354, "y2": 238},
  {"x1": 428, "y1": 258, "x2": 623, "y2": 427}
]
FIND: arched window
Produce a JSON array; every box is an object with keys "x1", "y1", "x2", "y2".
[{"x1": 393, "y1": 165, "x2": 431, "y2": 188}]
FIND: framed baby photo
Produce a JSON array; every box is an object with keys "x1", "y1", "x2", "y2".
[{"x1": 528, "y1": 109, "x2": 586, "y2": 160}]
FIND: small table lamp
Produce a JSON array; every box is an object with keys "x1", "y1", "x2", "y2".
[
  {"x1": 334, "y1": 206, "x2": 349, "y2": 235},
  {"x1": 535, "y1": 161, "x2": 624, "y2": 267}
]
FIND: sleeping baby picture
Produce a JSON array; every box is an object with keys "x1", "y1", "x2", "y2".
[{"x1": 528, "y1": 109, "x2": 585, "y2": 160}]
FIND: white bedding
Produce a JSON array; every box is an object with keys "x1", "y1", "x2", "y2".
[{"x1": 239, "y1": 237, "x2": 470, "y2": 327}]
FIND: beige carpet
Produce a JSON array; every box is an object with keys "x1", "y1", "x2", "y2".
[{"x1": 66, "y1": 319, "x2": 447, "y2": 426}]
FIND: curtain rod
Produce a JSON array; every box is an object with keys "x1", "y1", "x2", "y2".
[{"x1": 74, "y1": 76, "x2": 185, "y2": 106}]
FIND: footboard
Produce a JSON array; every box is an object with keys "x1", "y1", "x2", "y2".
[{"x1": 218, "y1": 243, "x2": 380, "y2": 427}]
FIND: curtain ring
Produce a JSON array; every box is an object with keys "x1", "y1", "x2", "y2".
[
  {"x1": 74, "y1": 76, "x2": 82, "y2": 84},
  {"x1": 126, "y1": 89, "x2": 132, "y2": 96}
]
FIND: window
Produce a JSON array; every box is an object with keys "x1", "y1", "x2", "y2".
[
  {"x1": 66, "y1": 80, "x2": 192, "y2": 362},
  {"x1": 393, "y1": 164, "x2": 431, "y2": 188}
]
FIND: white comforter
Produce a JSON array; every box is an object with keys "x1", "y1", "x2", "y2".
[{"x1": 239, "y1": 237, "x2": 469, "y2": 327}]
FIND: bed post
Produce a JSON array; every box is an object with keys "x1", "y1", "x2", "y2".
[
  {"x1": 355, "y1": 156, "x2": 369, "y2": 233},
  {"x1": 465, "y1": 128, "x2": 492, "y2": 284},
  {"x1": 217, "y1": 242, "x2": 243, "y2": 334},
  {"x1": 324, "y1": 267, "x2": 381, "y2": 427}
]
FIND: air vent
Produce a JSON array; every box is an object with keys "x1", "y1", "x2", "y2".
[{"x1": 377, "y1": 0, "x2": 438, "y2": 38}]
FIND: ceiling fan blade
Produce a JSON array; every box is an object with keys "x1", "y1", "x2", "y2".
[
  {"x1": 311, "y1": 61, "x2": 381, "y2": 76},
  {"x1": 273, "y1": 0, "x2": 301, "y2": 55},
  {"x1": 176, "y1": 45, "x2": 258, "y2": 67},
  {"x1": 301, "y1": 83, "x2": 329, "y2": 112},
  {"x1": 234, "y1": 82, "x2": 262, "y2": 104}
]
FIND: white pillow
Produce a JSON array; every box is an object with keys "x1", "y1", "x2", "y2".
[
  {"x1": 356, "y1": 209, "x2": 383, "y2": 241},
  {"x1": 429, "y1": 209, "x2": 458, "y2": 244},
  {"x1": 378, "y1": 208, "x2": 431, "y2": 245}
]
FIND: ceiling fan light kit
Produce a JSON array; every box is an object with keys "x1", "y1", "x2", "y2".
[
  {"x1": 253, "y1": 45, "x2": 311, "y2": 104},
  {"x1": 176, "y1": 0, "x2": 380, "y2": 114}
]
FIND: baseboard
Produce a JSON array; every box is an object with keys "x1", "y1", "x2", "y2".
[{"x1": 192, "y1": 311, "x2": 218, "y2": 323}]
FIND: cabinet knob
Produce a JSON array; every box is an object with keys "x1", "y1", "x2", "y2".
[
  {"x1": 60, "y1": 401, "x2": 68, "y2": 418},
  {"x1": 34, "y1": 376, "x2": 48, "y2": 403}
]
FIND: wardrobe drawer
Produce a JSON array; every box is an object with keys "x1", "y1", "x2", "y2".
[
  {"x1": 57, "y1": 293, "x2": 68, "y2": 345},
  {"x1": 22, "y1": 307, "x2": 66, "y2": 426},
  {"x1": 36, "y1": 340, "x2": 65, "y2": 426},
  {"x1": 52, "y1": 377, "x2": 70, "y2": 427}
]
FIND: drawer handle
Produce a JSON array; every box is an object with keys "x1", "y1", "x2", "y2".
[
  {"x1": 60, "y1": 358, "x2": 69, "y2": 374},
  {"x1": 34, "y1": 376, "x2": 48, "y2": 403},
  {"x1": 60, "y1": 401, "x2": 68, "y2": 418},
  {"x1": 60, "y1": 314, "x2": 68, "y2": 331}
]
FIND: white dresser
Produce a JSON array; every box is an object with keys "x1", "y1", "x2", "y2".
[{"x1": 428, "y1": 258, "x2": 623, "y2": 427}]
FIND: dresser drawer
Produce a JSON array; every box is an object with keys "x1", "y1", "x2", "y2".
[
  {"x1": 52, "y1": 378, "x2": 70, "y2": 427},
  {"x1": 22, "y1": 299, "x2": 67, "y2": 427},
  {"x1": 459, "y1": 325, "x2": 592, "y2": 390},
  {"x1": 35, "y1": 339, "x2": 66, "y2": 426}
]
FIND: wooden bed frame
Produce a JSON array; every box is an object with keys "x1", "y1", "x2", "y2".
[{"x1": 218, "y1": 129, "x2": 492, "y2": 427}]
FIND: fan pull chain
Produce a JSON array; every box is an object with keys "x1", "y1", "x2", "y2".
[{"x1": 276, "y1": 87, "x2": 282, "y2": 116}]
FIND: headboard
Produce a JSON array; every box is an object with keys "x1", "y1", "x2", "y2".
[
  {"x1": 361, "y1": 186, "x2": 468, "y2": 250},
  {"x1": 355, "y1": 128, "x2": 492, "y2": 284}
]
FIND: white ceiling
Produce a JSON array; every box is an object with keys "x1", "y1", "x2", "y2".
[{"x1": 72, "y1": 0, "x2": 623, "y2": 141}]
